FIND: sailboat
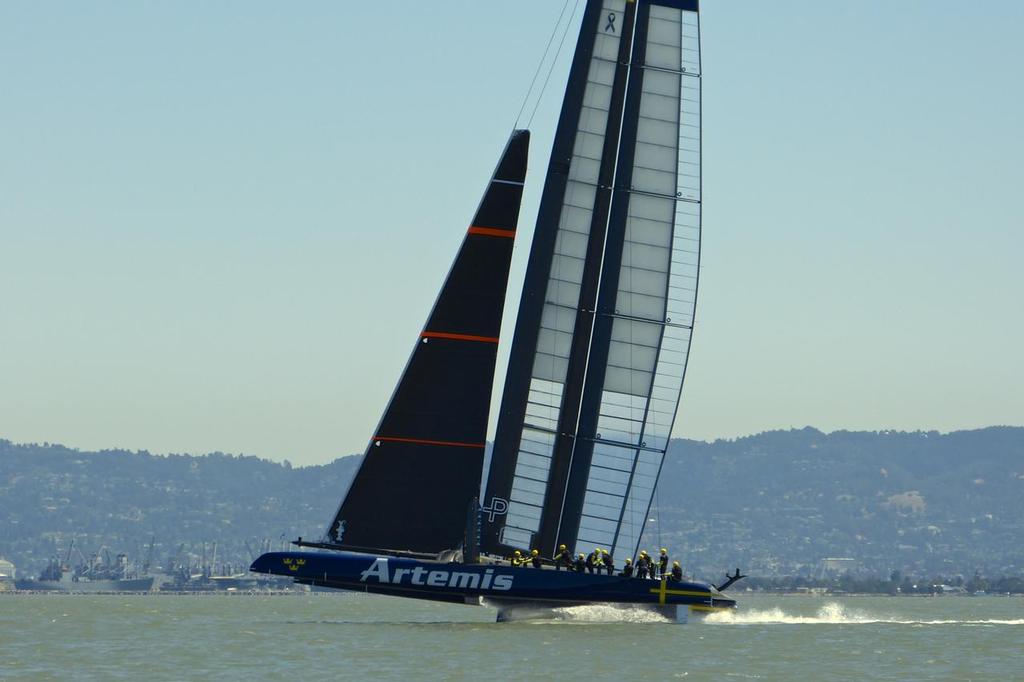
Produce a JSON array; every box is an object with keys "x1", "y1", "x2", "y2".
[{"x1": 251, "y1": 0, "x2": 741, "y2": 620}]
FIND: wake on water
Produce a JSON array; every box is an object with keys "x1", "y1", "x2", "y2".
[
  {"x1": 703, "y1": 602, "x2": 1024, "y2": 626},
  {"x1": 550, "y1": 604, "x2": 672, "y2": 623},
  {"x1": 485, "y1": 601, "x2": 1024, "y2": 625},
  {"x1": 483, "y1": 601, "x2": 672, "y2": 623}
]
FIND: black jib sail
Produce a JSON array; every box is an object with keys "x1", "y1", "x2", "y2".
[
  {"x1": 325, "y1": 130, "x2": 529, "y2": 555},
  {"x1": 483, "y1": 0, "x2": 702, "y2": 561}
]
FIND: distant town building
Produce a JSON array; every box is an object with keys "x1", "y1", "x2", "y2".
[
  {"x1": 0, "y1": 557, "x2": 15, "y2": 591},
  {"x1": 819, "y1": 557, "x2": 857, "y2": 577}
]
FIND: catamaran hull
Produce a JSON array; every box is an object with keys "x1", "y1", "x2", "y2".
[{"x1": 251, "y1": 551, "x2": 736, "y2": 614}]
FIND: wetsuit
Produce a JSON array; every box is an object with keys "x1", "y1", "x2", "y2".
[
  {"x1": 659, "y1": 555, "x2": 669, "y2": 578},
  {"x1": 531, "y1": 555, "x2": 542, "y2": 569},
  {"x1": 620, "y1": 564, "x2": 634, "y2": 578},
  {"x1": 636, "y1": 559, "x2": 648, "y2": 579},
  {"x1": 670, "y1": 565, "x2": 683, "y2": 582},
  {"x1": 574, "y1": 557, "x2": 586, "y2": 573},
  {"x1": 603, "y1": 553, "x2": 614, "y2": 575},
  {"x1": 553, "y1": 549, "x2": 572, "y2": 571}
]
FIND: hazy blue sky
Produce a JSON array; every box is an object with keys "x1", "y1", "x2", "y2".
[{"x1": 3, "y1": 1, "x2": 1022, "y2": 465}]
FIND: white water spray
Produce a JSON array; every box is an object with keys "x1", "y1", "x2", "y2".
[
  {"x1": 704, "y1": 602, "x2": 1024, "y2": 626},
  {"x1": 483, "y1": 600, "x2": 672, "y2": 623},
  {"x1": 548, "y1": 603, "x2": 672, "y2": 623}
]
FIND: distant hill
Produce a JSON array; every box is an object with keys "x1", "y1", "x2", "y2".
[
  {"x1": 2, "y1": 427, "x2": 1022, "y2": 580},
  {"x1": 655, "y1": 426, "x2": 1024, "y2": 579},
  {"x1": 0, "y1": 441, "x2": 361, "y2": 578}
]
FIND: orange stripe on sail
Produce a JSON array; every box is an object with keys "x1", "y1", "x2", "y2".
[
  {"x1": 421, "y1": 331, "x2": 499, "y2": 343},
  {"x1": 372, "y1": 436, "x2": 485, "y2": 449},
  {"x1": 467, "y1": 226, "x2": 516, "y2": 238}
]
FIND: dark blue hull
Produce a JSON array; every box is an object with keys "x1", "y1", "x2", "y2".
[{"x1": 251, "y1": 551, "x2": 736, "y2": 613}]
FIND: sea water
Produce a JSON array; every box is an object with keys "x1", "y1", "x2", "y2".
[{"x1": 2, "y1": 593, "x2": 1022, "y2": 680}]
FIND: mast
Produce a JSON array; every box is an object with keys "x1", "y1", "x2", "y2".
[
  {"x1": 324, "y1": 131, "x2": 530, "y2": 556},
  {"x1": 484, "y1": 0, "x2": 701, "y2": 560}
]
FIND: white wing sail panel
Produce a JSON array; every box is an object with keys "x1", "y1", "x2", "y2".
[
  {"x1": 565, "y1": 0, "x2": 702, "y2": 560},
  {"x1": 484, "y1": 0, "x2": 700, "y2": 561},
  {"x1": 496, "y1": 0, "x2": 631, "y2": 551}
]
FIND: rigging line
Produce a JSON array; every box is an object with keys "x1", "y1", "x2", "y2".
[
  {"x1": 526, "y1": 0, "x2": 583, "y2": 129},
  {"x1": 512, "y1": 0, "x2": 574, "y2": 131},
  {"x1": 656, "y1": 483, "x2": 662, "y2": 554}
]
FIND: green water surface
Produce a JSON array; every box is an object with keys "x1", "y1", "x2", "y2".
[{"x1": 2, "y1": 593, "x2": 1021, "y2": 680}]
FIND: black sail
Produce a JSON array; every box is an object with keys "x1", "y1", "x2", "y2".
[{"x1": 326, "y1": 131, "x2": 529, "y2": 555}]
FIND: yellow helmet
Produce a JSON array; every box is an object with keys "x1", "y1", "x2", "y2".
[
  {"x1": 595, "y1": 547, "x2": 601, "y2": 553},
  {"x1": 578, "y1": 553, "x2": 585, "y2": 558},
  {"x1": 531, "y1": 549, "x2": 539, "y2": 556},
  {"x1": 601, "y1": 549, "x2": 607, "y2": 554},
  {"x1": 673, "y1": 561, "x2": 680, "y2": 567},
  {"x1": 559, "y1": 544, "x2": 566, "y2": 551},
  {"x1": 640, "y1": 550, "x2": 648, "y2": 556},
  {"x1": 660, "y1": 548, "x2": 668, "y2": 554},
  {"x1": 513, "y1": 550, "x2": 521, "y2": 556},
  {"x1": 624, "y1": 558, "x2": 632, "y2": 564}
]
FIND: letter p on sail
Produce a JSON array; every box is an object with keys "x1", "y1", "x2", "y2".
[{"x1": 482, "y1": 497, "x2": 509, "y2": 522}]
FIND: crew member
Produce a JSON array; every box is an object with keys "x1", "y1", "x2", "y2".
[
  {"x1": 636, "y1": 550, "x2": 649, "y2": 579},
  {"x1": 530, "y1": 549, "x2": 542, "y2": 569},
  {"x1": 510, "y1": 550, "x2": 523, "y2": 567},
  {"x1": 553, "y1": 544, "x2": 572, "y2": 571},
  {"x1": 619, "y1": 558, "x2": 634, "y2": 578},
  {"x1": 658, "y1": 548, "x2": 669, "y2": 579},
  {"x1": 670, "y1": 561, "x2": 683, "y2": 582},
  {"x1": 574, "y1": 553, "x2": 587, "y2": 573},
  {"x1": 602, "y1": 549, "x2": 614, "y2": 575},
  {"x1": 587, "y1": 548, "x2": 604, "y2": 574}
]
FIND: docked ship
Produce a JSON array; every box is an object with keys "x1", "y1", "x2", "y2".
[
  {"x1": 17, "y1": 546, "x2": 154, "y2": 593},
  {"x1": 252, "y1": 0, "x2": 742, "y2": 621}
]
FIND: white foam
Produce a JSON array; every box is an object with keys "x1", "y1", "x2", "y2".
[
  {"x1": 486, "y1": 601, "x2": 671, "y2": 623},
  {"x1": 549, "y1": 603, "x2": 672, "y2": 623},
  {"x1": 703, "y1": 602, "x2": 1024, "y2": 626}
]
